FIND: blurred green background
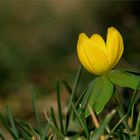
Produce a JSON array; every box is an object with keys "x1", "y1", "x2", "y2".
[{"x1": 0, "y1": 0, "x2": 140, "y2": 117}]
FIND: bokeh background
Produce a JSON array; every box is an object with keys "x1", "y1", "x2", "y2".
[{"x1": 0, "y1": 0, "x2": 140, "y2": 119}]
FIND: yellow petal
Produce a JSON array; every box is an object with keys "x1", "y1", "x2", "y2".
[
  {"x1": 77, "y1": 42, "x2": 97, "y2": 74},
  {"x1": 90, "y1": 34, "x2": 109, "y2": 62},
  {"x1": 90, "y1": 34, "x2": 106, "y2": 50},
  {"x1": 77, "y1": 35, "x2": 97, "y2": 74},
  {"x1": 77, "y1": 33, "x2": 89, "y2": 46},
  {"x1": 106, "y1": 27, "x2": 124, "y2": 69},
  {"x1": 77, "y1": 34, "x2": 109, "y2": 75}
]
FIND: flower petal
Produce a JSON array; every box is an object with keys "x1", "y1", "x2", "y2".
[
  {"x1": 77, "y1": 34, "x2": 109, "y2": 75},
  {"x1": 90, "y1": 34, "x2": 109, "y2": 63},
  {"x1": 106, "y1": 27, "x2": 124, "y2": 69},
  {"x1": 77, "y1": 42, "x2": 97, "y2": 74},
  {"x1": 77, "y1": 33, "x2": 89, "y2": 46},
  {"x1": 90, "y1": 34, "x2": 106, "y2": 50}
]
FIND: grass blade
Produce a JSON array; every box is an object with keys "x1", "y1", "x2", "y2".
[
  {"x1": 0, "y1": 113, "x2": 18, "y2": 139},
  {"x1": 65, "y1": 66, "x2": 82, "y2": 133},
  {"x1": 70, "y1": 98, "x2": 89, "y2": 138},
  {"x1": 6, "y1": 107, "x2": 19, "y2": 139},
  {"x1": 29, "y1": 124, "x2": 40, "y2": 140},
  {"x1": 56, "y1": 80, "x2": 64, "y2": 134},
  {"x1": 127, "y1": 82, "x2": 140, "y2": 117},
  {"x1": 117, "y1": 108, "x2": 132, "y2": 139},
  {"x1": 0, "y1": 129, "x2": 6, "y2": 140},
  {"x1": 69, "y1": 65, "x2": 82, "y2": 107},
  {"x1": 44, "y1": 110, "x2": 64, "y2": 139},
  {"x1": 50, "y1": 107, "x2": 58, "y2": 129},
  {"x1": 15, "y1": 119, "x2": 33, "y2": 137},
  {"x1": 62, "y1": 80, "x2": 72, "y2": 94},
  {"x1": 135, "y1": 110, "x2": 140, "y2": 137},
  {"x1": 42, "y1": 123, "x2": 50, "y2": 140},
  {"x1": 30, "y1": 85, "x2": 42, "y2": 134},
  {"x1": 110, "y1": 114, "x2": 126, "y2": 133},
  {"x1": 130, "y1": 102, "x2": 135, "y2": 129}
]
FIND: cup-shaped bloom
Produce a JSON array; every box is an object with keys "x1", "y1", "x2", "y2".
[{"x1": 77, "y1": 27, "x2": 124, "y2": 75}]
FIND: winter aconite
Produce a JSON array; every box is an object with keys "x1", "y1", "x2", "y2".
[{"x1": 77, "y1": 27, "x2": 124, "y2": 75}]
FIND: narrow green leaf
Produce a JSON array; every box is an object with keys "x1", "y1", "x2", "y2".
[
  {"x1": 0, "y1": 113, "x2": 18, "y2": 139},
  {"x1": 16, "y1": 119, "x2": 40, "y2": 140},
  {"x1": 67, "y1": 65, "x2": 82, "y2": 109},
  {"x1": 70, "y1": 98, "x2": 89, "y2": 138},
  {"x1": 90, "y1": 109, "x2": 116, "y2": 140},
  {"x1": 29, "y1": 124, "x2": 41, "y2": 140},
  {"x1": 44, "y1": 112, "x2": 64, "y2": 139},
  {"x1": 30, "y1": 85, "x2": 42, "y2": 134},
  {"x1": 50, "y1": 107, "x2": 58, "y2": 129},
  {"x1": 122, "y1": 133, "x2": 127, "y2": 140},
  {"x1": 65, "y1": 66, "x2": 82, "y2": 134},
  {"x1": 7, "y1": 107, "x2": 19, "y2": 139},
  {"x1": 135, "y1": 110, "x2": 140, "y2": 137},
  {"x1": 42, "y1": 123, "x2": 50, "y2": 140},
  {"x1": 15, "y1": 119, "x2": 33, "y2": 137},
  {"x1": 0, "y1": 129, "x2": 6, "y2": 140},
  {"x1": 64, "y1": 136, "x2": 87, "y2": 140},
  {"x1": 78, "y1": 78, "x2": 97, "y2": 111},
  {"x1": 62, "y1": 80, "x2": 72, "y2": 94},
  {"x1": 85, "y1": 76, "x2": 113, "y2": 117},
  {"x1": 131, "y1": 103, "x2": 135, "y2": 129},
  {"x1": 108, "y1": 69, "x2": 140, "y2": 89},
  {"x1": 127, "y1": 82, "x2": 140, "y2": 117},
  {"x1": 117, "y1": 108, "x2": 132, "y2": 139},
  {"x1": 16, "y1": 119, "x2": 41, "y2": 139},
  {"x1": 56, "y1": 80, "x2": 64, "y2": 134},
  {"x1": 110, "y1": 114, "x2": 127, "y2": 133},
  {"x1": 64, "y1": 110, "x2": 70, "y2": 136}
]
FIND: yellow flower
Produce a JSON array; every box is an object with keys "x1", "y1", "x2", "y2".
[{"x1": 77, "y1": 27, "x2": 124, "y2": 75}]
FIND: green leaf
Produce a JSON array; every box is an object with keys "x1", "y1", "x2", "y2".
[
  {"x1": 107, "y1": 69, "x2": 140, "y2": 89},
  {"x1": 79, "y1": 78, "x2": 97, "y2": 111},
  {"x1": 85, "y1": 76, "x2": 113, "y2": 117}
]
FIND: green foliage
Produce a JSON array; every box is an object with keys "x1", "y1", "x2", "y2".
[
  {"x1": 107, "y1": 69, "x2": 140, "y2": 89},
  {"x1": 84, "y1": 76, "x2": 113, "y2": 117},
  {"x1": 79, "y1": 69, "x2": 140, "y2": 118},
  {"x1": 0, "y1": 68, "x2": 140, "y2": 140}
]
